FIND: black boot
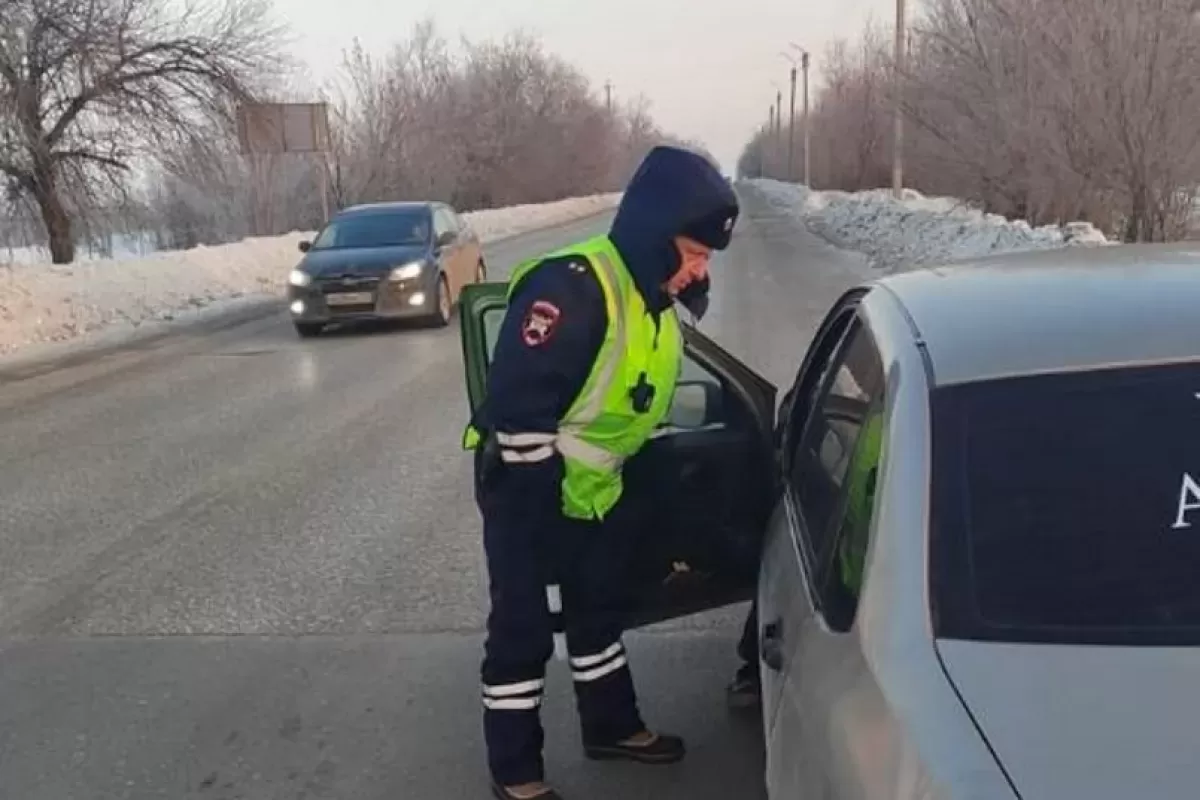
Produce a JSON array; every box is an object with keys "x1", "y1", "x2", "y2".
[
  {"x1": 491, "y1": 781, "x2": 563, "y2": 800},
  {"x1": 583, "y1": 731, "x2": 686, "y2": 764},
  {"x1": 726, "y1": 662, "x2": 761, "y2": 709}
]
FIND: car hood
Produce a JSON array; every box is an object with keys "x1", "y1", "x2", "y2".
[
  {"x1": 938, "y1": 639, "x2": 1200, "y2": 799},
  {"x1": 299, "y1": 245, "x2": 428, "y2": 277}
]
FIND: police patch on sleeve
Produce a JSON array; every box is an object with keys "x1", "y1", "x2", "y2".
[{"x1": 521, "y1": 300, "x2": 562, "y2": 347}]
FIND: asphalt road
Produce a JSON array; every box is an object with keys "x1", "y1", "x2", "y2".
[{"x1": 0, "y1": 184, "x2": 871, "y2": 800}]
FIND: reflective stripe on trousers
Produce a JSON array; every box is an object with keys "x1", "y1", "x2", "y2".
[
  {"x1": 482, "y1": 677, "x2": 544, "y2": 711},
  {"x1": 569, "y1": 641, "x2": 628, "y2": 683}
]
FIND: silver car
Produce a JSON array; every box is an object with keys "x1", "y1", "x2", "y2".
[{"x1": 458, "y1": 243, "x2": 1200, "y2": 799}]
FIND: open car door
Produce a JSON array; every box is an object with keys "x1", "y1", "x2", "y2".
[{"x1": 460, "y1": 282, "x2": 779, "y2": 629}]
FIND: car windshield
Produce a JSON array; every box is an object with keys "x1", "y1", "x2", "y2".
[
  {"x1": 310, "y1": 209, "x2": 431, "y2": 250},
  {"x1": 930, "y1": 360, "x2": 1200, "y2": 646}
]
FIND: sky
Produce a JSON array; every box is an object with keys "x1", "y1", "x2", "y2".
[{"x1": 278, "y1": 0, "x2": 898, "y2": 176}]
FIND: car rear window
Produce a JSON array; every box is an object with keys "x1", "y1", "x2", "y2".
[
  {"x1": 311, "y1": 210, "x2": 430, "y2": 249},
  {"x1": 930, "y1": 360, "x2": 1200, "y2": 645}
]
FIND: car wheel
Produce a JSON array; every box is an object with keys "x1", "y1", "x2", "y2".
[
  {"x1": 475, "y1": 259, "x2": 487, "y2": 283},
  {"x1": 294, "y1": 322, "x2": 323, "y2": 338},
  {"x1": 429, "y1": 274, "x2": 452, "y2": 328}
]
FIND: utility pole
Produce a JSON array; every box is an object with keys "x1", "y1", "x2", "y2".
[
  {"x1": 892, "y1": 0, "x2": 907, "y2": 198},
  {"x1": 802, "y1": 50, "x2": 811, "y2": 187},
  {"x1": 775, "y1": 88, "x2": 782, "y2": 144},
  {"x1": 788, "y1": 43, "x2": 812, "y2": 187},
  {"x1": 787, "y1": 65, "x2": 797, "y2": 182},
  {"x1": 774, "y1": 88, "x2": 783, "y2": 178},
  {"x1": 768, "y1": 104, "x2": 776, "y2": 177},
  {"x1": 604, "y1": 80, "x2": 613, "y2": 114}
]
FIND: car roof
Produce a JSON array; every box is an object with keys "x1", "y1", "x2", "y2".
[
  {"x1": 873, "y1": 242, "x2": 1200, "y2": 386},
  {"x1": 337, "y1": 201, "x2": 436, "y2": 217}
]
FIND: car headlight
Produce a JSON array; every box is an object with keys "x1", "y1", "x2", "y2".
[
  {"x1": 289, "y1": 269, "x2": 312, "y2": 287},
  {"x1": 389, "y1": 261, "x2": 423, "y2": 281}
]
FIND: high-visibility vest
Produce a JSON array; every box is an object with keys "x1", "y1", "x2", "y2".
[
  {"x1": 463, "y1": 234, "x2": 684, "y2": 521},
  {"x1": 837, "y1": 409, "x2": 884, "y2": 593}
]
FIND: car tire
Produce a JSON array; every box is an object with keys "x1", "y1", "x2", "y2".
[
  {"x1": 294, "y1": 322, "x2": 323, "y2": 338},
  {"x1": 475, "y1": 259, "x2": 487, "y2": 283},
  {"x1": 428, "y1": 274, "x2": 452, "y2": 328}
]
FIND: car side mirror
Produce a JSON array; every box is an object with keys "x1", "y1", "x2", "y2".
[
  {"x1": 298, "y1": 240, "x2": 311, "y2": 253},
  {"x1": 668, "y1": 380, "x2": 724, "y2": 429},
  {"x1": 436, "y1": 230, "x2": 456, "y2": 248}
]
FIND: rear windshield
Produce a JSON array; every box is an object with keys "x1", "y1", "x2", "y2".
[
  {"x1": 930, "y1": 360, "x2": 1200, "y2": 645},
  {"x1": 311, "y1": 210, "x2": 430, "y2": 250}
]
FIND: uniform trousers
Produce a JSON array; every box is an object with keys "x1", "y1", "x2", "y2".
[{"x1": 476, "y1": 451, "x2": 645, "y2": 786}]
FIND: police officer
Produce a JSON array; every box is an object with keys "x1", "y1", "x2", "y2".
[{"x1": 463, "y1": 145, "x2": 739, "y2": 800}]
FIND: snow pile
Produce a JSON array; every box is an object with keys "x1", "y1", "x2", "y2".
[
  {"x1": 751, "y1": 179, "x2": 1111, "y2": 273},
  {"x1": 0, "y1": 192, "x2": 621, "y2": 356},
  {"x1": 463, "y1": 193, "x2": 620, "y2": 240}
]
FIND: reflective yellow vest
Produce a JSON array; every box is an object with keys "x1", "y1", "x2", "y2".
[
  {"x1": 463, "y1": 235, "x2": 684, "y2": 521},
  {"x1": 837, "y1": 408, "x2": 884, "y2": 594}
]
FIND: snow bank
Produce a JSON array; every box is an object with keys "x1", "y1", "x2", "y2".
[
  {"x1": 0, "y1": 192, "x2": 620, "y2": 356},
  {"x1": 751, "y1": 179, "x2": 1111, "y2": 273}
]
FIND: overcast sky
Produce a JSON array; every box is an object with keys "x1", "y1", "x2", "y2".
[{"x1": 278, "y1": 0, "x2": 897, "y2": 174}]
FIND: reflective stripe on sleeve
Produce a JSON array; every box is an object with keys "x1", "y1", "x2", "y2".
[
  {"x1": 496, "y1": 432, "x2": 556, "y2": 447},
  {"x1": 499, "y1": 445, "x2": 556, "y2": 463}
]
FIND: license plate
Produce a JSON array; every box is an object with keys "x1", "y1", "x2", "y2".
[{"x1": 327, "y1": 291, "x2": 373, "y2": 306}]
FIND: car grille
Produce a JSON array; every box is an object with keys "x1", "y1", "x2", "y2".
[
  {"x1": 316, "y1": 275, "x2": 380, "y2": 292},
  {"x1": 316, "y1": 275, "x2": 381, "y2": 313}
]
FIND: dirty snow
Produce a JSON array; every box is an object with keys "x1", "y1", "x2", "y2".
[
  {"x1": 750, "y1": 179, "x2": 1111, "y2": 273},
  {"x1": 0, "y1": 193, "x2": 620, "y2": 356}
]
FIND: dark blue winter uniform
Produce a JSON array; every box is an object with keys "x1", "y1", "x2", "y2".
[{"x1": 472, "y1": 146, "x2": 740, "y2": 789}]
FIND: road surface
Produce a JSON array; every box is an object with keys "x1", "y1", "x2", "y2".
[{"x1": 0, "y1": 184, "x2": 871, "y2": 800}]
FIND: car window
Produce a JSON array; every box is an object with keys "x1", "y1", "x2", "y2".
[
  {"x1": 820, "y1": 396, "x2": 885, "y2": 632},
  {"x1": 657, "y1": 358, "x2": 727, "y2": 433},
  {"x1": 789, "y1": 317, "x2": 885, "y2": 584},
  {"x1": 931, "y1": 359, "x2": 1200, "y2": 646},
  {"x1": 310, "y1": 209, "x2": 431, "y2": 249},
  {"x1": 433, "y1": 208, "x2": 456, "y2": 238},
  {"x1": 779, "y1": 307, "x2": 856, "y2": 457}
]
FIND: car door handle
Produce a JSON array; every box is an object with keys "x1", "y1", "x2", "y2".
[{"x1": 761, "y1": 619, "x2": 784, "y2": 672}]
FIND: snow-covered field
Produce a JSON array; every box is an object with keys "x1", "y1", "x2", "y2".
[
  {"x1": 751, "y1": 179, "x2": 1112, "y2": 273},
  {"x1": 0, "y1": 193, "x2": 620, "y2": 357}
]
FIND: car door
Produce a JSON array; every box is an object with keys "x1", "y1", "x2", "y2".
[
  {"x1": 757, "y1": 292, "x2": 863, "y2": 744},
  {"x1": 765, "y1": 302, "x2": 888, "y2": 800},
  {"x1": 432, "y1": 206, "x2": 465, "y2": 300},
  {"x1": 460, "y1": 282, "x2": 779, "y2": 628}
]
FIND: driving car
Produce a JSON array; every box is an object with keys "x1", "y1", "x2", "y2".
[
  {"x1": 287, "y1": 200, "x2": 486, "y2": 337},
  {"x1": 459, "y1": 242, "x2": 1200, "y2": 799}
]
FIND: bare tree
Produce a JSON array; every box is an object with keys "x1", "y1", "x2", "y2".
[
  {"x1": 143, "y1": 19, "x2": 702, "y2": 250},
  {"x1": 740, "y1": 0, "x2": 1200, "y2": 242},
  {"x1": 0, "y1": 0, "x2": 285, "y2": 263}
]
